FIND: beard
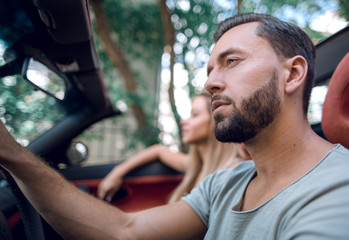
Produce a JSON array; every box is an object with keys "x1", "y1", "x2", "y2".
[{"x1": 214, "y1": 69, "x2": 281, "y2": 143}]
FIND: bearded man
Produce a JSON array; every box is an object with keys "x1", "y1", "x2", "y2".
[{"x1": 0, "y1": 13, "x2": 349, "y2": 239}]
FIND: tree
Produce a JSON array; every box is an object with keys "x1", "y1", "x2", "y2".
[
  {"x1": 0, "y1": 75, "x2": 63, "y2": 143},
  {"x1": 240, "y1": 0, "x2": 344, "y2": 40},
  {"x1": 338, "y1": 0, "x2": 349, "y2": 21},
  {"x1": 89, "y1": 0, "x2": 147, "y2": 128},
  {"x1": 163, "y1": 0, "x2": 227, "y2": 146},
  {"x1": 88, "y1": 0, "x2": 165, "y2": 147},
  {"x1": 158, "y1": 0, "x2": 182, "y2": 145},
  {"x1": 88, "y1": 0, "x2": 228, "y2": 150}
]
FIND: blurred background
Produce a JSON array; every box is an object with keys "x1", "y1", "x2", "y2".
[{"x1": 1, "y1": 0, "x2": 348, "y2": 165}]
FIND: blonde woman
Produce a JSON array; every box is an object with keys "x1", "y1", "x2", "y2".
[{"x1": 97, "y1": 93, "x2": 248, "y2": 203}]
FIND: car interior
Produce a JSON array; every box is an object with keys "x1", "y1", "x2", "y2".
[{"x1": 0, "y1": 0, "x2": 348, "y2": 239}]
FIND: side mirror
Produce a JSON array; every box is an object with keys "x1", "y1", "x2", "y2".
[
  {"x1": 23, "y1": 58, "x2": 66, "y2": 100},
  {"x1": 67, "y1": 141, "x2": 88, "y2": 166}
]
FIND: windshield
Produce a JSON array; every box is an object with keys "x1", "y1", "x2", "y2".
[{"x1": 0, "y1": 1, "x2": 64, "y2": 145}]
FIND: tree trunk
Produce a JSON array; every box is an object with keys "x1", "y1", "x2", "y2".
[
  {"x1": 237, "y1": 0, "x2": 243, "y2": 14},
  {"x1": 158, "y1": 0, "x2": 183, "y2": 144},
  {"x1": 89, "y1": 0, "x2": 146, "y2": 127}
]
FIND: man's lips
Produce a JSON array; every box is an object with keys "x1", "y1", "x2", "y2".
[{"x1": 212, "y1": 100, "x2": 230, "y2": 113}]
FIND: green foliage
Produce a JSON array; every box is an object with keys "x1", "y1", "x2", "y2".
[
  {"x1": 0, "y1": 75, "x2": 63, "y2": 142},
  {"x1": 338, "y1": 0, "x2": 349, "y2": 21},
  {"x1": 242, "y1": 0, "x2": 322, "y2": 14},
  {"x1": 303, "y1": 25, "x2": 329, "y2": 44},
  {"x1": 240, "y1": 0, "x2": 344, "y2": 43},
  {"x1": 242, "y1": 0, "x2": 340, "y2": 31},
  {"x1": 167, "y1": 0, "x2": 226, "y2": 98},
  {"x1": 128, "y1": 124, "x2": 161, "y2": 149},
  {"x1": 90, "y1": 0, "x2": 164, "y2": 149},
  {"x1": 103, "y1": 0, "x2": 164, "y2": 65},
  {"x1": 124, "y1": 75, "x2": 162, "y2": 147}
]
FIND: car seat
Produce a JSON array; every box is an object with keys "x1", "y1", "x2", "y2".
[{"x1": 322, "y1": 52, "x2": 349, "y2": 148}]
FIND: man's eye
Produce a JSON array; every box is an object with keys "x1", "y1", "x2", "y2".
[
  {"x1": 227, "y1": 59, "x2": 236, "y2": 64},
  {"x1": 227, "y1": 58, "x2": 240, "y2": 67}
]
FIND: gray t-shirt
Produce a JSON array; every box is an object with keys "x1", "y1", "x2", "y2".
[{"x1": 182, "y1": 145, "x2": 349, "y2": 239}]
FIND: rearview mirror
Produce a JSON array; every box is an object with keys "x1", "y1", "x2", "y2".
[{"x1": 24, "y1": 58, "x2": 66, "y2": 100}]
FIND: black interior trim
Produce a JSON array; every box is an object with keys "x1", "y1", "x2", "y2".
[
  {"x1": 60, "y1": 161, "x2": 182, "y2": 181},
  {"x1": 314, "y1": 26, "x2": 349, "y2": 85}
]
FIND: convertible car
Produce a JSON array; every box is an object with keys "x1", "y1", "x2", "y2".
[{"x1": 0, "y1": 0, "x2": 348, "y2": 239}]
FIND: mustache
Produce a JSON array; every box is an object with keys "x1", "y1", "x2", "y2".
[{"x1": 211, "y1": 94, "x2": 234, "y2": 104}]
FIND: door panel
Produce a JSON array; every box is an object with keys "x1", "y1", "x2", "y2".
[
  {"x1": 73, "y1": 175, "x2": 183, "y2": 211},
  {"x1": 62, "y1": 161, "x2": 183, "y2": 211}
]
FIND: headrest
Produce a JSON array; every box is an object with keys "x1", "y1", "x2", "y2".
[{"x1": 322, "y1": 52, "x2": 349, "y2": 148}]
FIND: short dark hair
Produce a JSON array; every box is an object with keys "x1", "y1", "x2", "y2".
[{"x1": 214, "y1": 13, "x2": 315, "y2": 116}]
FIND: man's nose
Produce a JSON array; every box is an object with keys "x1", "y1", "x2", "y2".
[{"x1": 204, "y1": 69, "x2": 225, "y2": 95}]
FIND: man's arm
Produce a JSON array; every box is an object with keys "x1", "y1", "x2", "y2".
[{"x1": 0, "y1": 121, "x2": 206, "y2": 239}]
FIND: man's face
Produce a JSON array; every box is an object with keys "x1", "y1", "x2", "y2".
[
  {"x1": 213, "y1": 69, "x2": 280, "y2": 142},
  {"x1": 205, "y1": 22, "x2": 284, "y2": 143}
]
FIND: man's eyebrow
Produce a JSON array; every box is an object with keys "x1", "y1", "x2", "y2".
[
  {"x1": 207, "y1": 48, "x2": 244, "y2": 76},
  {"x1": 218, "y1": 48, "x2": 244, "y2": 61}
]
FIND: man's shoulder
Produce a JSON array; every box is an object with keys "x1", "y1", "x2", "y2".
[
  {"x1": 332, "y1": 144, "x2": 349, "y2": 158},
  {"x1": 318, "y1": 145, "x2": 349, "y2": 183},
  {"x1": 321, "y1": 144, "x2": 349, "y2": 172},
  {"x1": 295, "y1": 145, "x2": 349, "y2": 196}
]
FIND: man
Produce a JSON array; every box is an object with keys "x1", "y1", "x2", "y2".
[{"x1": 1, "y1": 13, "x2": 349, "y2": 239}]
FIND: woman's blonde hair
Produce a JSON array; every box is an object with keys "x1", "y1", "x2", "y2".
[{"x1": 168, "y1": 92, "x2": 247, "y2": 203}]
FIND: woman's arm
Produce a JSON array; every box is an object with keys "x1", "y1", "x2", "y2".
[{"x1": 97, "y1": 145, "x2": 189, "y2": 200}]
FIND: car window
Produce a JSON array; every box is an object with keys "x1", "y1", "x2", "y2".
[
  {"x1": 0, "y1": 1, "x2": 65, "y2": 145},
  {"x1": 69, "y1": 116, "x2": 137, "y2": 166},
  {"x1": 0, "y1": 44, "x2": 64, "y2": 146},
  {"x1": 308, "y1": 81, "x2": 329, "y2": 125}
]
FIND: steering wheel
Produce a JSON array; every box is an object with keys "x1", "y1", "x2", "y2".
[
  {"x1": 1, "y1": 169, "x2": 45, "y2": 240},
  {"x1": 0, "y1": 210, "x2": 12, "y2": 240}
]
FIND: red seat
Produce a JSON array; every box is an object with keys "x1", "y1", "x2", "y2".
[{"x1": 322, "y1": 53, "x2": 349, "y2": 148}]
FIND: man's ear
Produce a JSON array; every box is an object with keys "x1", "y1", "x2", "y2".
[{"x1": 284, "y1": 56, "x2": 308, "y2": 95}]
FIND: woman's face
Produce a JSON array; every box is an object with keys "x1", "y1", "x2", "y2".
[{"x1": 181, "y1": 96, "x2": 212, "y2": 144}]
